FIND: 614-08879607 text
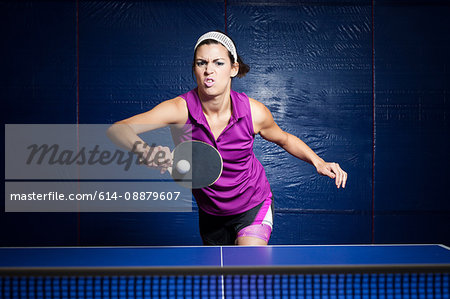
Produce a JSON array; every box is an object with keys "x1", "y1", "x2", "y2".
[{"x1": 100, "y1": 191, "x2": 181, "y2": 201}]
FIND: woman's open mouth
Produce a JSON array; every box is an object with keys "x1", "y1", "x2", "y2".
[{"x1": 204, "y1": 77, "x2": 215, "y2": 88}]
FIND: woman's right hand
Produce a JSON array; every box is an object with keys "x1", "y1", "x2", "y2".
[{"x1": 137, "y1": 143, "x2": 172, "y2": 174}]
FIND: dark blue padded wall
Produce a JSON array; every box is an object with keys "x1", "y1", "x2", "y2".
[
  {"x1": 374, "y1": 2, "x2": 450, "y2": 244},
  {"x1": 1, "y1": 0, "x2": 449, "y2": 246},
  {"x1": 1, "y1": 1, "x2": 79, "y2": 245},
  {"x1": 227, "y1": 1, "x2": 373, "y2": 244},
  {"x1": 1, "y1": 1, "x2": 77, "y2": 125}
]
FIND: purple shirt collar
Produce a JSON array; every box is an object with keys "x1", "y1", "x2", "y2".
[{"x1": 188, "y1": 88, "x2": 246, "y2": 128}]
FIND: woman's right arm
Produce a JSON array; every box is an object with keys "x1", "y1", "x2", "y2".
[{"x1": 106, "y1": 97, "x2": 188, "y2": 169}]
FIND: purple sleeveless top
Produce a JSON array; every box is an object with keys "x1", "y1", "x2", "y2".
[{"x1": 174, "y1": 88, "x2": 272, "y2": 216}]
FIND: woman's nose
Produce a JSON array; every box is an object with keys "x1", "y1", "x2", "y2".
[{"x1": 204, "y1": 63, "x2": 214, "y2": 74}]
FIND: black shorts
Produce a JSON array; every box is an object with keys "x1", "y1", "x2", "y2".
[{"x1": 198, "y1": 197, "x2": 274, "y2": 246}]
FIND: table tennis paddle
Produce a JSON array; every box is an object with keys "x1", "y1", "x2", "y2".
[{"x1": 168, "y1": 140, "x2": 223, "y2": 189}]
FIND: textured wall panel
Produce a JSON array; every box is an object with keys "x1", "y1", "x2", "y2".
[
  {"x1": 374, "y1": 2, "x2": 450, "y2": 244},
  {"x1": 228, "y1": 1, "x2": 373, "y2": 244},
  {"x1": 1, "y1": 1, "x2": 79, "y2": 246}
]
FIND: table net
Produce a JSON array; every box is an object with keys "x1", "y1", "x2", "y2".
[{"x1": 1, "y1": 273, "x2": 449, "y2": 298}]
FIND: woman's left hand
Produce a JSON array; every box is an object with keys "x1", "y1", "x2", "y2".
[{"x1": 315, "y1": 161, "x2": 348, "y2": 188}]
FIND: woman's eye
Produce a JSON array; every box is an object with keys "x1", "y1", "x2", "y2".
[
  {"x1": 216, "y1": 61, "x2": 225, "y2": 66},
  {"x1": 196, "y1": 61, "x2": 206, "y2": 66}
]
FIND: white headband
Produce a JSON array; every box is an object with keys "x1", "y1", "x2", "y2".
[{"x1": 194, "y1": 31, "x2": 238, "y2": 63}]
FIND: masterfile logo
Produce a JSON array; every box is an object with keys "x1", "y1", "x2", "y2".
[{"x1": 4, "y1": 124, "x2": 192, "y2": 212}]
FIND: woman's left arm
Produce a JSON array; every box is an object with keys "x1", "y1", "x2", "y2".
[{"x1": 250, "y1": 98, "x2": 347, "y2": 188}]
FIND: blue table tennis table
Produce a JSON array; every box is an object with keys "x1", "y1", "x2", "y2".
[{"x1": 1, "y1": 244, "x2": 449, "y2": 298}]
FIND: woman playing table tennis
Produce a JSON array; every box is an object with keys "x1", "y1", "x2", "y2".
[{"x1": 108, "y1": 31, "x2": 347, "y2": 246}]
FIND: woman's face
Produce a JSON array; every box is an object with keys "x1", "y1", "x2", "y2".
[{"x1": 194, "y1": 43, "x2": 239, "y2": 98}]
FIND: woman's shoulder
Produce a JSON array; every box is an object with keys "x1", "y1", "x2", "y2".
[
  {"x1": 166, "y1": 96, "x2": 188, "y2": 121},
  {"x1": 248, "y1": 97, "x2": 268, "y2": 114},
  {"x1": 248, "y1": 97, "x2": 273, "y2": 134},
  {"x1": 140, "y1": 96, "x2": 188, "y2": 125},
  {"x1": 169, "y1": 96, "x2": 188, "y2": 108},
  {"x1": 230, "y1": 90, "x2": 264, "y2": 111}
]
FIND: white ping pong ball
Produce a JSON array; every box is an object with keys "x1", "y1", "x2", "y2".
[{"x1": 176, "y1": 159, "x2": 190, "y2": 174}]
